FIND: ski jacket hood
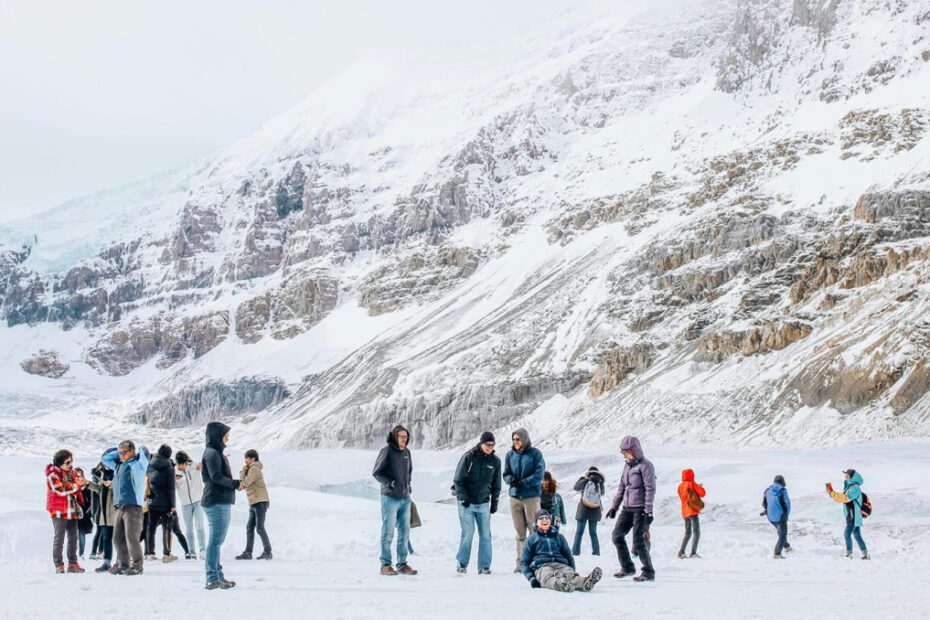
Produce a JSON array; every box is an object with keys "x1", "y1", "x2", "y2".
[
  {"x1": 846, "y1": 471, "x2": 864, "y2": 486},
  {"x1": 512, "y1": 428, "x2": 532, "y2": 452},
  {"x1": 387, "y1": 424, "x2": 410, "y2": 450},
  {"x1": 620, "y1": 435, "x2": 644, "y2": 460},
  {"x1": 205, "y1": 422, "x2": 230, "y2": 451},
  {"x1": 682, "y1": 468, "x2": 695, "y2": 482}
]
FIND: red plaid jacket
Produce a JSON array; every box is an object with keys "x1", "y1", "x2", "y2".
[{"x1": 46, "y1": 464, "x2": 84, "y2": 519}]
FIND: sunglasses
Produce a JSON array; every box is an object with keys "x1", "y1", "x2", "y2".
[{"x1": 536, "y1": 516, "x2": 551, "y2": 522}]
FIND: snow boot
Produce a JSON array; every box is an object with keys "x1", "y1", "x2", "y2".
[
  {"x1": 456, "y1": 563, "x2": 467, "y2": 574},
  {"x1": 478, "y1": 567, "x2": 491, "y2": 575},
  {"x1": 582, "y1": 567, "x2": 603, "y2": 592},
  {"x1": 256, "y1": 551, "x2": 273, "y2": 560},
  {"x1": 205, "y1": 581, "x2": 224, "y2": 590},
  {"x1": 235, "y1": 552, "x2": 252, "y2": 560},
  {"x1": 219, "y1": 578, "x2": 236, "y2": 589},
  {"x1": 632, "y1": 571, "x2": 655, "y2": 582},
  {"x1": 380, "y1": 565, "x2": 398, "y2": 576},
  {"x1": 397, "y1": 564, "x2": 418, "y2": 575},
  {"x1": 553, "y1": 573, "x2": 574, "y2": 592},
  {"x1": 67, "y1": 563, "x2": 85, "y2": 573},
  {"x1": 55, "y1": 565, "x2": 65, "y2": 574}
]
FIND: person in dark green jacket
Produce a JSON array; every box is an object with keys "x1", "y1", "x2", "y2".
[{"x1": 540, "y1": 472, "x2": 567, "y2": 526}]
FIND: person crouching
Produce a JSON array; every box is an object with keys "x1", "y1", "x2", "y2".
[{"x1": 520, "y1": 510, "x2": 602, "y2": 592}]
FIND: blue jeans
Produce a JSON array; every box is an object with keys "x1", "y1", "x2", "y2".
[
  {"x1": 180, "y1": 501, "x2": 207, "y2": 554},
  {"x1": 771, "y1": 519, "x2": 790, "y2": 555},
  {"x1": 456, "y1": 501, "x2": 492, "y2": 570},
  {"x1": 203, "y1": 504, "x2": 231, "y2": 584},
  {"x1": 572, "y1": 519, "x2": 600, "y2": 555},
  {"x1": 844, "y1": 525, "x2": 867, "y2": 552},
  {"x1": 379, "y1": 495, "x2": 411, "y2": 567}
]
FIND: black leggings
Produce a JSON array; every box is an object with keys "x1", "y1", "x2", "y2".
[
  {"x1": 146, "y1": 508, "x2": 190, "y2": 556},
  {"x1": 245, "y1": 502, "x2": 272, "y2": 554}
]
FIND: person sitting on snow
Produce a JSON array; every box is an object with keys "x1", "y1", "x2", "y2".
[{"x1": 520, "y1": 510, "x2": 602, "y2": 592}]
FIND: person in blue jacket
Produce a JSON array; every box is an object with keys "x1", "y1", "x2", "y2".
[
  {"x1": 762, "y1": 475, "x2": 792, "y2": 559},
  {"x1": 520, "y1": 510, "x2": 602, "y2": 592},
  {"x1": 503, "y1": 428, "x2": 545, "y2": 572},
  {"x1": 826, "y1": 469, "x2": 870, "y2": 560},
  {"x1": 101, "y1": 441, "x2": 149, "y2": 575}
]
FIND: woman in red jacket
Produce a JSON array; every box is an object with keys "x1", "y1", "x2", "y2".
[
  {"x1": 677, "y1": 469, "x2": 706, "y2": 559},
  {"x1": 46, "y1": 449, "x2": 88, "y2": 573}
]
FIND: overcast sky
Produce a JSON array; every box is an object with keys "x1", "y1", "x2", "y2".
[{"x1": 0, "y1": 0, "x2": 603, "y2": 223}]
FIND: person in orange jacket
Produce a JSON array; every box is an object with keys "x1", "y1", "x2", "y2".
[{"x1": 677, "y1": 469, "x2": 706, "y2": 559}]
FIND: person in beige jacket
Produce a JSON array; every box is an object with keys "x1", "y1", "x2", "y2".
[{"x1": 236, "y1": 449, "x2": 272, "y2": 560}]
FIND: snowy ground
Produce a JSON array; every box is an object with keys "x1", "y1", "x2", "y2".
[{"x1": 2, "y1": 443, "x2": 929, "y2": 619}]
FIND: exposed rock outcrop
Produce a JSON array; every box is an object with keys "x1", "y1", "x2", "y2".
[
  {"x1": 20, "y1": 350, "x2": 69, "y2": 379},
  {"x1": 697, "y1": 321, "x2": 812, "y2": 363},
  {"x1": 588, "y1": 344, "x2": 655, "y2": 397},
  {"x1": 135, "y1": 377, "x2": 290, "y2": 428}
]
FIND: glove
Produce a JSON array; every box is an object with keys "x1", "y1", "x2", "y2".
[
  {"x1": 490, "y1": 502, "x2": 498, "y2": 514},
  {"x1": 461, "y1": 500, "x2": 471, "y2": 508},
  {"x1": 530, "y1": 578, "x2": 541, "y2": 589},
  {"x1": 606, "y1": 508, "x2": 618, "y2": 519},
  {"x1": 645, "y1": 512, "x2": 654, "y2": 525}
]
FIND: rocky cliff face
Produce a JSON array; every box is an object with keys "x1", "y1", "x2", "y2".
[{"x1": 2, "y1": 0, "x2": 930, "y2": 451}]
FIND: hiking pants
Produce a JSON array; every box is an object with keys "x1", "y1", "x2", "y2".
[
  {"x1": 51, "y1": 518, "x2": 78, "y2": 567},
  {"x1": 535, "y1": 562, "x2": 588, "y2": 592},
  {"x1": 510, "y1": 496, "x2": 541, "y2": 564},
  {"x1": 680, "y1": 514, "x2": 700, "y2": 555},
  {"x1": 613, "y1": 507, "x2": 654, "y2": 576},
  {"x1": 113, "y1": 505, "x2": 144, "y2": 570}
]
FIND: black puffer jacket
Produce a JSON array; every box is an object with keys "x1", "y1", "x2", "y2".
[
  {"x1": 201, "y1": 422, "x2": 239, "y2": 507},
  {"x1": 372, "y1": 425, "x2": 412, "y2": 499},
  {"x1": 147, "y1": 453, "x2": 177, "y2": 509},
  {"x1": 453, "y1": 443, "x2": 502, "y2": 507}
]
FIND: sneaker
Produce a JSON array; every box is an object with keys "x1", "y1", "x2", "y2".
[
  {"x1": 380, "y1": 565, "x2": 398, "y2": 576},
  {"x1": 88, "y1": 553, "x2": 99, "y2": 561},
  {"x1": 185, "y1": 553, "x2": 196, "y2": 560},
  {"x1": 220, "y1": 579, "x2": 237, "y2": 589},
  {"x1": 582, "y1": 567, "x2": 603, "y2": 592},
  {"x1": 108, "y1": 564, "x2": 124, "y2": 575},
  {"x1": 613, "y1": 569, "x2": 636, "y2": 578},
  {"x1": 773, "y1": 554, "x2": 786, "y2": 560},
  {"x1": 632, "y1": 572, "x2": 655, "y2": 582},
  {"x1": 55, "y1": 565, "x2": 65, "y2": 574},
  {"x1": 689, "y1": 553, "x2": 702, "y2": 559},
  {"x1": 456, "y1": 563, "x2": 467, "y2": 574},
  {"x1": 67, "y1": 563, "x2": 85, "y2": 573},
  {"x1": 845, "y1": 550, "x2": 853, "y2": 559},
  {"x1": 784, "y1": 546, "x2": 793, "y2": 553},
  {"x1": 235, "y1": 552, "x2": 252, "y2": 560},
  {"x1": 256, "y1": 551, "x2": 273, "y2": 560},
  {"x1": 123, "y1": 567, "x2": 144, "y2": 576},
  {"x1": 677, "y1": 552, "x2": 687, "y2": 559},
  {"x1": 397, "y1": 564, "x2": 418, "y2": 575},
  {"x1": 862, "y1": 552, "x2": 870, "y2": 560},
  {"x1": 162, "y1": 554, "x2": 178, "y2": 563},
  {"x1": 144, "y1": 554, "x2": 157, "y2": 561},
  {"x1": 94, "y1": 563, "x2": 111, "y2": 573},
  {"x1": 206, "y1": 580, "x2": 224, "y2": 590},
  {"x1": 478, "y1": 567, "x2": 491, "y2": 575}
]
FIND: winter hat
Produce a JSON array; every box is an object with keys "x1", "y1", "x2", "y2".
[
  {"x1": 773, "y1": 475, "x2": 786, "y2": 486},
  {"x1": 535, "y1": 510, "x2": 552, "y2": 522},
  {"x1": 480, "y1": 431, "x2": 496, "y2": 444}
]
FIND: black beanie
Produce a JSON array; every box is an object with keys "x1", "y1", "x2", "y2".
[{"x1": 480, "y1": 431, "x2": 496, "y2": 444}]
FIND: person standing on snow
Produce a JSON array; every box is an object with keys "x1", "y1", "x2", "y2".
[
  {"x1": 88, "y1": 458, "x2": 118, "y2": 573},
  {"x1": 503, "y1": 428, "x2": 545, "y2": 572},
  {"x1": 763, "y1": 474, "x2": 792, "y2": 558},
  {"x1": 540, "y1": 472, "x2": 567, "y2": 527},
  {"x1": 237, "y1": 449, "x2": 273, "y2": 560},
  {"x1": 146, "y1": 444, "x2": 185, "y2": 563},
  {"x1": 677, "y1": 468, "x2": 706, "y2": 559},
  {"x1": 826, "y1": 469, "x2": 870, "y2": 560},
  {"x1": 46, "y1": 449, "x2": 88, "y2": 573},
  {"x1": 74, "y1": 467, "x2": 95, "y2": 560},
  {"x1": 606, "y1": 435, "x2": 656, "y2": 582},
  {"x1": 102, "y1": 440, "x2": 150, "y2": 575},
  {"x1": 452, "y1": 431, "x2": 502, "y2": 574},
  {"x1": 372, "y1": 424, "x2": 417, "y2": 576},
  {"x1": 201, "y1": 422, "x2": 241, "y2": 590},
  {"x1": 175, "y1": 451, "x2": 206, "y2": 559},
  {"x1": 571, "y1": 465, "x2": 604, "y2": 556},
  {"x1": 520, "y1": 510, "x2": 603, "y2": 592}
]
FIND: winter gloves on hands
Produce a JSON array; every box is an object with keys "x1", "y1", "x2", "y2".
[
  {"x1": 645, "y1": 512, "x2": 654, "y2": 524},
  {"x1": 606, "y1": 508, "x2": 618, "y2": 519},
  {"x1": 530, "y1": 578, "x2": 541, "y2": 588},
  {"x1": 461, "y1": 500, "x2": 471, "y2": 508},
  {"x1": 490, "y1": 501, "x2": 498, "y2": 514}
]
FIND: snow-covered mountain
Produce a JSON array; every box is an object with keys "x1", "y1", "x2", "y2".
[{"x1": 3, "y1": 0, "x2": 930, "y2": 453}]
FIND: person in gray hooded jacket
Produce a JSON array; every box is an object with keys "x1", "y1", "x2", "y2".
[{"x1": 605, "y1": 435, "x2": 656, "y2": 582}]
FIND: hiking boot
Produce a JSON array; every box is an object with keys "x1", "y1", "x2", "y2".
[
  {"x1": 456, "y1": 563, "x2": 467, "y2": 574},
  {"x1": 94, "y1": 563, "x2": 111, "y2": 573},
  {"x1": 235, "y1": 552, "x2": 252, "y2": 560},
  {"x1": 632, "y1": 572, "x2": 655, "y2": 582},
  {"x1": 67, "y1": 563, "x2": 85, "y2": 573},
  {"x1": 773, "y1": 554, "x2": 786, "y2": 560},
  {"x1": 123, "y1": 567, "x2": 144, "y2": 576},
  {"x1": 677, "y1": 552, "x2": 687, "y2": 559},
  {"x1": 553, "y1": 574, "x2": 573, "y2": 592},
  {"x1": 55, "y1": 565, "x2": 65, "y2": 574},
  {"x1": 613, "y1": 569, "x2": 636, "y2": 578},
  {"x1": 513, "y1": 565, "x2": 521, "y2": 574},
  {"x1": 205, "y1": 581, "x2": 224, "y2": 590},
  {"x1": 845, "y1": 550, "x2": 853, "y2": 559},
  {"x1": 582, "y1": 567, "x2": 603, "y2": 592},
  {"x1": 108, "y1": 564, "x2": 124, "y2": 575},
  {"x1": 862, "y1": 552, "x2": 870, "y2": 560},
  {"x1": 397, "y1": 564, "x2": 418, "y2": 575},
  {"x1": 689, "y1": 553, "x2": 701, "y2": 559},
  {"x1": 478, "y1": 567, "x2": 491, "y2": 575},
  {"x1": 256, "y1": 551, "x2": 273, "y2": 560},
  {"x1": 380, "y1": 565, "x2": 398, "y2": 576},
  {"x1": 220, "y1": 579, "x2": 236, "y2": 589},
  {"x1": 162, "y1": 554, "x2": 178, "y2": 563},
  {"x1": 144, "y1": 554, "x2": 157, "y2": 561}
]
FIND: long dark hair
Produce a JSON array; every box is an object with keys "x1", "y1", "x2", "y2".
[{"x1": 542, "y1": 471, "x2": 557, "y2": 495}]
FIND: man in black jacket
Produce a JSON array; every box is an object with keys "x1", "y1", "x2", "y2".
[
  {"x1": 372, "y1": 424, "x2": 416, "y2": 576},
  {"x1": 453, "y1": 431, "x2": 501, "y2": 574},
  {"x1": 201, "y1": 422, "x2": 240, "y2": 590},
  {"x1": 146, "y1": 444, "x2": 178, "y2": 562}
]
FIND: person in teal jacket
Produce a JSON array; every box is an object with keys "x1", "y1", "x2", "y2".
[{"x1": 826, "y1": 469, "x2": 870, "y2": 560}]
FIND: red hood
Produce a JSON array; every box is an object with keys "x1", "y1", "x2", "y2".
[
  {"x1": 681, "y1": 468, "x2": 695, "y2": 482},
  {"x1": 45, "y1": 463, "x2": 62, "y2": 477}
]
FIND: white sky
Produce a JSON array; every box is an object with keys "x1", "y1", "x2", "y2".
[{"x1": 0, "y1": 0, "x2": 613, "y2": 223}]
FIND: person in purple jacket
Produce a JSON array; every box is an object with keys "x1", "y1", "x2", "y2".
[{"x1": 605, "y1": 435, "x2": 656, "y2": 582}]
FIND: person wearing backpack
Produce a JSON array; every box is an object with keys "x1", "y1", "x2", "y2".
[
  {"x1": 826, "y1": 469, "x2": 870, "y2": 560},
  {"x1": 572, "y1": 466, "x2": 604, "y2": 556},
  {"x1": 677, "y1": 469, "x2": 705, "y2": 559},
  {"x1": 540, "y1": 472, "x2": 567, "y2": 526},
  {"x1": 762, "y1": 475, "x2": 792, "y2": 559}
]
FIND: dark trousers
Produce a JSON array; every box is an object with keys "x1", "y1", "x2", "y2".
[
  {"x1": 772, "y1": 519, "x2": 790, "y2": 555},
  {"x1": 146, "y1": 507, "x2": 171, "y2": 555},
  {"x1": 680, "y1": 515, "x2": 700, "y2": 555},
  {"x1": 141, "y1": 511, "x2": 152, "y2": 555},
  {"x1": 612, "y1": 508, "x2": 654, "y2": 576},
  {"x1": 97, "y1": 525, "x2": 114, "y2": 562},
  {"x1": 168, "y1": 512, "x2": 190, "y2": 555},
  {"x1": 572, "y1": 519, "x2": 600, "y2": 555},
  {"x1": 91, "y1": 524, "x2": 102, "y2": 555},
  {"x1": 51, "y1": 518, "x2": 78, "y2": 566},
  {"x1": 245, "y1": 501, "x2": 272, "y2": 554}
]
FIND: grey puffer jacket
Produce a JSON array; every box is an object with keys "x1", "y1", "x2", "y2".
[
  {"x1": 610, "y1": 436, "x2": 656, "y2": 514},
  {"x1": 372, "y1": 425, "x2": 412, "y2": 499}
]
